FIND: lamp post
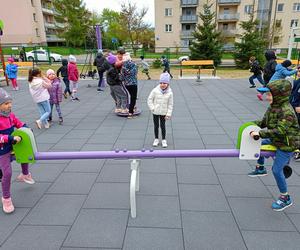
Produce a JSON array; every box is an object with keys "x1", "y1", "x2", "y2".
[{"x1": 287, "y1": 24, "x2": 300, "y2": 60}]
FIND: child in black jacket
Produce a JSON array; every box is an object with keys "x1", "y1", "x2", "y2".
[{"x1": 57, "y1": 59, "x2": 71, "y2": 98}]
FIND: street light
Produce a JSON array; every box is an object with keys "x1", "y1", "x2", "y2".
[
  {"x1": 287, "y1": 24, "x2": 300, "y2": 60},
  {"x1": 95, "y1": 20, "x2": 109, "y2": 50}
]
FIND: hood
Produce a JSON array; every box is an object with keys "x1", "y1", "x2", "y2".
[
  {"x1": 123, "y1": 60, "x2": 135, "y2": 70},
  {"x1": 275, "y1": 64, "x2": 290, "y2": 74},
  {"x1": 268, "y1": 79, "x2": 291, "y2": 107},
  {"x1": 265, "y1": 50, "x2": 276, "y2": 61},
  {"x1": 29, "y1": 77, "x2": 43, "y2": 90},
  {"x1": 62, "y1": 59, "x2": 68, "y2": 66}
]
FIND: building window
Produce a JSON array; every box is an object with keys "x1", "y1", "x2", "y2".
[
  {"x1": 275, "y1": 19, "x2": 282, "y2": 28},
  {"x1": 165, "y1": 24, "x2": 172, "y2": 32},
  {"x1": 185, "y1": 24, "x2": 191, "y2": 30},
  {"x1": 273, "y1": 36, "x2": 280, "y2": 44},
  {"x1": 223, "y1": 7, "x2": 230, "y2": 14},
  {"x1": 33, "y1": 13, "x2": 37, "y2": 22},
  {"x1": 293, "y1": 3, "x2": 300, "y2": 11},
  {"x1": 291, "y1": 19, "x2": 299, "y2": 27},
  {"x1": 36, "y1": 28, "x2": 39, "y2": 37},
  {"x1": 165, "y1": 8, "x2": 172, "y2": 16},
  {"x1": 244, "y1": 5, "x2": 253, "y2": 14},
  {"x1": 223, "y1": 23, "x2": 229, "y2": 30},
  {"x1": 31, "y1": 0, "x2": 34, "y2": 6},
  {"x1": 277, "y1": 3, "x2": 284, "y2": 12}
]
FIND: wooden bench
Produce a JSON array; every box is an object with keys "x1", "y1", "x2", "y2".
[
  {"x1": 276, "y1": 59, "x2": 299, "y2": 65},
  {"x1": 180, "y1": 60, "x2": 216, "y2": 78},
  {"x1": 13, "y1": 61, "x2": 34, "y2": 69}
]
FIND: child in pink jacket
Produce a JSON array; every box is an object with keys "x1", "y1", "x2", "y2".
[
  {"x1": 46, "y1": 69, "x2": 63, "y2": 124},
  {"x1": 68, "y1": 55, "x2": 79, "y2": 101}
]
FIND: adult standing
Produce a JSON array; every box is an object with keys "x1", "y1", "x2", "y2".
[{"x1": 93, "y1": 49, "x2": 107, "y2": 92}]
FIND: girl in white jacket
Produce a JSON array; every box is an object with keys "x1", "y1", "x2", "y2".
[
  {"x1": 28, "y1": 68, "x2": 52, "y2": 129},
  {"x1": 147, "y1": 72, "x2": 173, "y2": 148}
]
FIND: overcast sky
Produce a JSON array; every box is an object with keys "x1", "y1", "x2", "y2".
[{"x1": 83, "y1": 0, "x2": 154, "y2": 26}]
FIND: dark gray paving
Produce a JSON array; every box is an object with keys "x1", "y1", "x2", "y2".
[{"x1": 0, "y1": 78, "x2": 300, "y2": 249}]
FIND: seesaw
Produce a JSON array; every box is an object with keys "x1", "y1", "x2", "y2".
[
  {"x1": 116, "y1": 108, "x2": 142, "y2": 117},
  {"x1": 12, "y1": 122, "x2": 289, "y2": 218}
]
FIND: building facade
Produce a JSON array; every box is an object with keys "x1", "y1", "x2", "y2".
[
  {"x1": 0, "y1": 0, "x2": 65, "y2": 46},
  {"x1": 155, "y1": 0, "x2": 300, "y2": 52}
]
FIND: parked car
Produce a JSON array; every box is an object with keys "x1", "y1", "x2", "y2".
[
  {"x1": 178, "y1": 55, "x2": 189, "y2": 62},
  {"x1": 25, "y1": 49, "x2": 62, "y2": 63}
]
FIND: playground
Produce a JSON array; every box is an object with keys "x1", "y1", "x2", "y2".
[{"x1": 0, "y1": 78, "x2": 299, "y2": 249}]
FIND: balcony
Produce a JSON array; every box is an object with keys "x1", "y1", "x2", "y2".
[
  {"x1": 44, "y1": 22, "x2": 56, "y2": 29},
  {"x1": 181, "y1": 0, "x2": 198, "y2": 7},
  {"x1": 218, "y1": 13, "x2": 239, "y2": 21},
  {"x1": 55, "y1": 22, "x2": 65, "y2": 29},
  {"x1": 46, "y1": 34, "x2": 65, "y2": 42},
  {"x1": 42, "y1": 5, "x2": 54, "y2": 15},
  {"x1": 181, "y1": 30, "x2": 194, "y2": 37},
  {"x1": 180, "y1": 15, "x2": 198, "y2": 23},
  {"x1": 218, "y1": 0, "x2": 240, "y2": 5},
  {"x1": 220, "y1": 29, "x2": 237, "y2": 37}
]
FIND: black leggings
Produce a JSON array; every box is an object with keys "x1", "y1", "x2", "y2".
[
  {"x1": 126, "y1": 85, "x2": 138, "y2": 114},
  {"x1": 153, "y1": 114, "x2": 166, "y2": 139}
]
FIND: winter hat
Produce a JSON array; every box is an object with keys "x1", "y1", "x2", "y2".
[
  {"x1": 107, "y1": 53, "x2": 117, "y2": 65},
  {"x1": 159, "y1": 72, "x2": 171, "y2": 84},
  {"x1": 117, "y1": 47, "x2": 125, "y2": 54},
  {"x1": 7, "y1": 57, "x2": 14, "y2": 63},
  {"x1": 123, "y1": 52, "x2": 131, "y2": 62},
  {"x1": 46, "y1": 69, "x2": 55, "y2": 76},
  {"x1": 281, "y1": 60, "x2": 292, "y2": 68},
  {"x1": 0, "y1": 88, "x2": 12, "y2": 105},
  {"x1": 68, "y1": 55, "x2": 76, "y2": 63}
]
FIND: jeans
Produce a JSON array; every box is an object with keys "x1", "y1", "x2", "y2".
[
  {"x1": 97, "y1": 71, "x2": 104, "y2": 89},
  {"x1": 249, "y1": 74, "x2": 264, "y2": 86},
  {"x1": 37, "y1": 100, "x2": 51, "y2": 124},
  {"x1": 257, "y1": 139, "x2": 293, "y2": 193}
]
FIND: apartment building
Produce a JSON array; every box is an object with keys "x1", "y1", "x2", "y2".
[
  {"x1": 0, "y1": 0, "x2": 65, "y2": 46},
  {"x1": 155, "y1": 0, "x2": 300, "y2": 52}
]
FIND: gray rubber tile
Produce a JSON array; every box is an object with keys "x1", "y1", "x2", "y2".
[
  {"x1": 63, "y1": 209, "x2": 128, "y2": 248},
  {"x1": 182, "y1": 211, "x2": 246, "y2": 250},
  {"x1": 64, "y1": 159, "x2": 105, "y2": 173},
  {"x1": 123, "y1": 228, "x2": 184, "y2": 250}
]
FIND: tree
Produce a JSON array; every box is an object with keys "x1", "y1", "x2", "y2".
[
  {"x1": 189, "y1": 3, "x2": 223, "y2": 66},
  {"x1": 53, "y1": 0, "x2": 91, "y2": 47},
  {"x1": 120, "y1": 1, "x2": 151, "y2": 55},
  {"x1": 233, "y1": 14, "x2": 266, "y2": 69}
]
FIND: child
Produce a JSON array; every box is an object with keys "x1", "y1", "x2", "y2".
[
  {"x1": 68, "y1": 55, "x2": 79, "y2": 101},
  {"x1": 0, "y1": 88, "x2": 35, "y2": 213},
  {"x1": 248, "y1": 56, "x2": 264, "y2": 88},
  {"x1": 248, "y1": 79, "x2": 300, "y2": 211},
  {"x1": 269, "y1": 60, "x2": 298, "y2": 82},
  {"x1": 161, "y1": 55, "x2": 173, "y2": 79},
  {"x1": 46, "y1": 69, "x2": 63, "y2": 124},
  {"x1": 28, "y1": 68, "x2": 52, "y2": 129},
  {"x1": 57, "y1": 59, "x2": 71, "y2": 98},
  {"x1": 121, "y1": 53, "x2": 138, "y2": 118},
  {"x1": 106, "y1": 53, "x2": 128, "y2": 114},
  {"x1": 140, "y1": 56, "x2": 151, "y2": 80},
  {"x1": 5, "y1": 57, "x2": 19, "y2": 91},
  {"x1": 115, "y1": 47, "x2": 125, "y2": 71},
  {"x1": 147, "y1": 72, "x2": 173, "y2": 148}
]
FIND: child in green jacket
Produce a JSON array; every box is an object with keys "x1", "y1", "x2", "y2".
[{"x1": 249, "y1": 79, "x2": 300, "y2": 211}]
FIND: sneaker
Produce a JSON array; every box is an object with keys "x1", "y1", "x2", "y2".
[
  {"x1": 162, "y1": 139, "x2": 168, "y2": 148},
  {"x1": 249, "y1": 85, "x2": 256, "y2": 88},
  {"x1": 16, "y1": 173, "x2": 35, "y2": 184},
  {"x1": 48, "y1": 117, "x2": 52, "y2": 122},
  {"x1": 15, "y1": 87, "x2": 19, "y2": 91},
  {"x1": 257, "y1": 93, "x2": 263, "y2": 101},
  {"x1": 127, "y1": 113, "x2": 134, "y2": 119},
  {"x1": 272, "y1": 195, "x2": 293, "y2": 211},
  {"x1": 120, "y1": 109, "x2": 128, "y2": 114},
  {"x1": 35, "y1": 120, "x2": 42, "y2": 129},
  {"x1": 74, "y1": 97, "x2": 80, "y2": 101},
  {"x1": 63, "y1": 93, "x2": 68, "y2": 99},
  {"x1": 248, "y1": 166, "x2": 267, "y2": 177},
  {"x1": 153, "y1": 139, "x2": 159, "y2": 147},
  {"x1": 115, "y1": 108, "x2": 122, "y2": 113},
  {"x1": 44, "y1": 121, "x2": 50, "y2": 129},
  {"x1": 59, "y1": 117, "x2": 63, "y2": 125},
  {"x1": 294, "y1": 151, "x2": 300, "y2": 161},
  {"x1": 97, "y1": 88, "x2": 103, "y2": 92},
  {"x1": 2, "y1": 197, "x2": 14, "y2": 213}
]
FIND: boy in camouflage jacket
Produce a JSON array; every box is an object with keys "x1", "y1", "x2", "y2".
[{"x1": 249, "y1": 79, "x2": 300, "y2": 211}]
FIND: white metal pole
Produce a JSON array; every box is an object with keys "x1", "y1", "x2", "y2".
[{"x1": 288, "y1": 24, "x2": 296, "y2": 60}]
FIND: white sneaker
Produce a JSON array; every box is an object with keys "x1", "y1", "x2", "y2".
[
  {"x1": 44, "y1": 121, "x2": 50, "y2": 129},
  {"x1": 162, "y1": 140, "x2": 168, "y2": 148},
  {"x1": 35, "y1": 120, "x2": 42, "y2": 129},
  {"x1": 152, "y1": 139, "x2": 159, "y2": 147}
]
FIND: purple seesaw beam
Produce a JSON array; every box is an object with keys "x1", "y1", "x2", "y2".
[{"x1": 35, "y1": 149, "x2": 275, "y2": 160}]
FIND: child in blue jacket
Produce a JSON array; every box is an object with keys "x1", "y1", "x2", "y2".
[{"x1": 5, "y1": 58, "x2": 19, "y2": 91}]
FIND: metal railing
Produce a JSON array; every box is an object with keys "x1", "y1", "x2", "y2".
[
  {"x1": 218, "y1": 0, "x2": 241, "y2": 4},
  {"x1": 220, "y1": 29, "x2": 237, "y2": 36},
  {"x1": 181, "y1": 30, "x2": 194, "y2": 37},
  {"x1": 218, "y1": 13, "x2": 239, "y2": 20},
  {"x1": 180, "y1": 15, "x2": 198, "y2": 23},
  {"x1": 181, "y1": 0, "x2": 198, "y2": 6}
]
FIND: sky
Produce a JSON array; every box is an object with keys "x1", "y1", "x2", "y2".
[{"x1": 83, "y1": 0, "x2": 155, "y2": 26}]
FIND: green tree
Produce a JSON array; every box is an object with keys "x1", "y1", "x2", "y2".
[
  {"x1": 189, "y1": 3, "x2": 223, "y2": 66},
  {"x1": 233, "y1": 14, "x2": 266, "y2": 69},
  {"x1": 53, "y1": 0, "x2": 91, "y2": 47}
]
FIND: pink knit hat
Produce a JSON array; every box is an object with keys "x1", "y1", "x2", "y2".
[{"x1": 7, "y1": 57, "x2": 14, "y2": 63}]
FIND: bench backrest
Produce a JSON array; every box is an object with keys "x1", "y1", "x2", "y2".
[
  {"x1": 276, "y1": 59, "x2": 299, "y2": 65},
  {"x1": 6, "y1": 62, "x2": 33, "y2": 67},
  {"x1": 181, "y1": 60, "x2": 214, "y2": 66}
]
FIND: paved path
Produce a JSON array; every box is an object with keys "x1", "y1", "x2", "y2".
[{"x1": 0, "y1": 78, "x2": 300, "y2": 250}]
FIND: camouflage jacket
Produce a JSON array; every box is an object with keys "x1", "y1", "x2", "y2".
[{"x1": 254, "y1": 79, "x2": 300, "y2": 152}]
